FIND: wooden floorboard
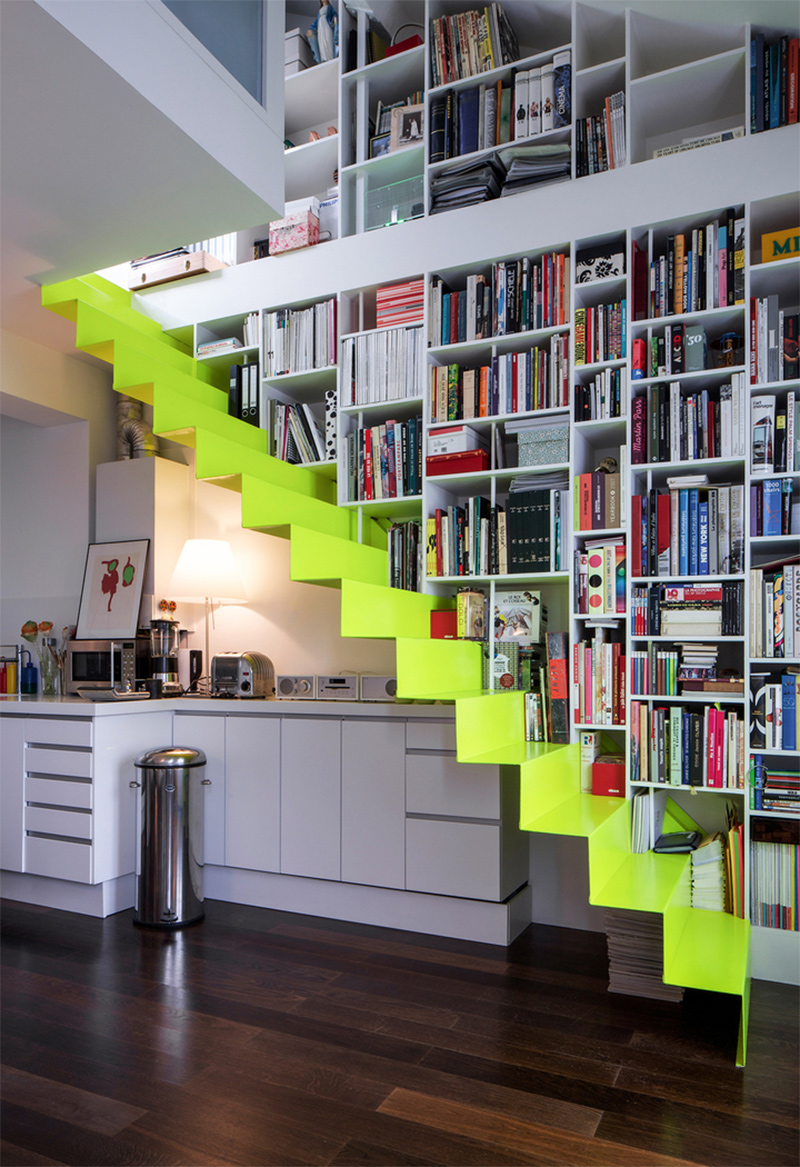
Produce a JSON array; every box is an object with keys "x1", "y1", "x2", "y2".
[{"x1": 1, "y1": 898, "x2": 797, "y2": 1167}]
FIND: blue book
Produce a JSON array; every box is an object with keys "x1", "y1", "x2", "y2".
[
  {"x1": 682, "y1": 711, "x2": 691, "y2": 784},
  {"x1": 442, "y1": 293, "x2": 451, "y2": 345},
  {"x1": 752, "y1": 753, "x2": 763, "y2": 809},
  {"x1": 698, "y1": 501, "x2": 709, "y2": 575},
  {"x1": 679, "y1": 490, "x2": 690, "y2": 575},
  {"x1": 762, "y1": 477, "x2": 782, "y2": 536},
  {"x1": 769, "y1": 42, "x2": 780, "y2": 129},
  {"x1": 457, "y1": 86, "x2": 480, "y2": 156},
  {"x1": 782, "y1": 674, "x2": 797, "y2": 751},
  {"x1": 688, "y1": 488, "x2": 699, "y2": 575}
]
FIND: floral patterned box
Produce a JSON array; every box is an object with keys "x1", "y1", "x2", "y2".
[
  {"x1": 518, "y1": 426, "x2": 569, "y2": 466},
  {"x1": 268, "y1": 211, "x2": 320, "y2": 255}
]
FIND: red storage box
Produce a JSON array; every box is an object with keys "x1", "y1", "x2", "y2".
[
  {"x1": 426, "y1": 449, "x2": 490, "y2": 477},
  {"x1": 592, "y1": 756, "x2": 626, "y2": 797},
  {"x1": 431, "y1": 610, "x2": 457, "y2": 639}
]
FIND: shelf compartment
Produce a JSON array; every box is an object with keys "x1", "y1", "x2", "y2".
[
  {"x1": 284, "y1": 135, "x2": 339, "y2": 203},
  {"x1": 285, "y1": 59, "x2": 339, "y2": 139},
  {"x1": 628, "y1": 11, "x2": 744, "y2": 81}
]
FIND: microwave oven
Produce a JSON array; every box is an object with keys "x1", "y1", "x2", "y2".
[{"x1": 65, "y1": 635, "x2": 151, "y2": 695}]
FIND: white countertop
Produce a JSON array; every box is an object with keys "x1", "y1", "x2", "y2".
[{"x1": 0, "y1": 694, "x2": 454, "y2": 719}]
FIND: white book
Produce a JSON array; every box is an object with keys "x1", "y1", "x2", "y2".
[
  {"x1": 528, "y1": 66, "x2": 542, "y2": 136},
  {"x1": 750, "y1": 393, "x2": 776, "y2": 474},
  {"x1": 730, "y1": 483, "x2": 744, "y2": 573},
  {"x1": 670, "y1": 382, "x2": 681, "y2": 462},
  {"x1": 787, "y1": 390, "x2": 796, "y2": 474},
  {"x1": 540, "y1": 59, "x2": 555, "y2": 132},
  {"x1": 717, "y1": 485, "x2": 730, "y2": 575},
  {"x1": 513, "y1": 69, "x2": 529, "y2": 140},
  {"x1": 785, "y1": 562, "x2": 794, "y2": 658}
]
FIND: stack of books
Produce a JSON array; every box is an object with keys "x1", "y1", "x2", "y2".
[
  {"x1": 429, "y1": 154, "x2": 505, "y2": 214},
  {"x1": 388, "y1": 520, "x2": 422, "y2": 592},
  {"x1": 497, "y1": 142, "x2": 572, "y2": 196},
  {"x1": 429, "y1": 4, "x2": 519, "y2": 87},
  {"x1": 630, "y1": 581, "x2": 743, "y2": 637},
  {"x1": 749, "y1": 818, "x2": 799, "y2": 931},
  {"x1": 576, "y1": 90, "x2": 626, "y2": 176},
  {"x1": 750, "y1": 671, "x2": 800, "y2": 751},
  {"x1": 574, "y1": 537, "x2": 626, "y2": 616},
  {"x1": 262, "y1": 299, "x2": 337, "y2": 376},
  {"x1": 376, "y1": 279, "x2": 424, "y2": 328},
  {"x1": 691, "y1": 833, "x2": 728, "y2": 912},
  {"x1": 340, "y1": 325, "x2": 424, "y2": 407},
  {"x1": 750, "y1": 756, "x2": 800, "y2": 813},
  {"x1": 197, "y1": 337, "x2": 243, "y2": 358},
  {"x1": 604, "y1": 908, "x2": 684, "y2": 1002},
  {"x1": 749, "y1": 556, "x2": 800, "y2": 658}
]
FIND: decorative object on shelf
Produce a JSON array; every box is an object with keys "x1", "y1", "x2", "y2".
[
  {"x1": 389, "y1": 103, "x2": 424, "y2": 151},
  {"x1": 285, "y1": 27, "x2": 313, "y2": 75},
  {"x1": 75, "y1": 540, "x2": 150, "y2": 640},
  {"x1": 575, "y1": 244, "x2": 625, "y2": 283},
  {"x1": 307, "y1": 0, "x2": 338, "y2": 64},
  {"x1": 761, "y1": 225, "x2": 800, "y2": 263},
  {"x1": 370, "y1": 132, "x2": 391, "y2": 159},
  {"x1": 20, "y1": 621, "x2": 72, "y2": 697}
]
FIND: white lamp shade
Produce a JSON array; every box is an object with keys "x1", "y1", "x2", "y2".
[{"x1": 168, "y1": 539, "x2": 247, "y2": 603}]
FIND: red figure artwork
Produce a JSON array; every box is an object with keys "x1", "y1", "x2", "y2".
[{"x1": 101, "y1": 558, "x2": 120, "y2": 611}]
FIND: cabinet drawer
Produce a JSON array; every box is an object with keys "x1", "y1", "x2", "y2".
[
  {"x1": 406, "y1": 818, "x2": 502, "y2": 901},
  {"x1": 406, "y1": 754, "x2": 500, "y2": 819},
  {"x1": 24, "y1": 719, "x2": 92, "y2": 748},
  {"x1": 25, "y1": 805, "x2": 92, "y2": 841},
  {"x1": 405, "y1": 720, "x2": 456, "y2": 751},
  {"x1": 25, "y1": 835, "x2": 92, "y2": 882},
  {"x1": 25, "y1": 747, "x2": 92, "y2": 780},
  {"x1": 24, "y1": 776, "x2": 92, "y2": 809}
]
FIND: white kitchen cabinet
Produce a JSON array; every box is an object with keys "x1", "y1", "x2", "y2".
[
  {"x1": 1, "y1": 716, "x2": 25, "y2": 872},
  {"x1": 173, "y1": 712, "x2": 226, "y2": 866},
  {"x1": 224, "y1": 715, "x2": 281, "y2": 873},
  {"x1": 280, "y1": 716, "x2": 341, "y2": 880},
  {"x1": 341, "y1": 718, "x2": 405, "y2": 889}
]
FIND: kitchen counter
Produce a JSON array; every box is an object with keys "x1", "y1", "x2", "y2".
[{"x1": 0, "y1": 694, "x2": 450, "y2": 718}]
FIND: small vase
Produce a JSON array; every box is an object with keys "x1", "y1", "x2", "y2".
[{"x1": 38, "y1": 641, "x2": 59, "y2": 697}]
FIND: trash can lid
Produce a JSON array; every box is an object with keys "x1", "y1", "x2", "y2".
[{"x1": 134, "y1": 746, "x2": 207, "y2": 768}]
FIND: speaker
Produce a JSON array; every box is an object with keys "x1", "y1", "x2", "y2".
[
  {"x1": 276, "y1": 675, "x2": 315, "y2": 698},
  {"x1": 359, "y1": 675, "x2": 398, "y2": 702}
]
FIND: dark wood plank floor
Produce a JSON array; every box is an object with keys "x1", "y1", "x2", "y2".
[{"x1": 1, "y1": 898, "x2": 797, "y2": 1167}]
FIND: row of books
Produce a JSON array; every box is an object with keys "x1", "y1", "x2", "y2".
[
  {"x1": 429, "y1": 342, "x2": 570, "y2": 423},
  {"x1": 631, "y1": 208, "x2": 744, "y2": 320},
  {"x1": 751, "y1": 672, "x2": 800, "y2": 751},
  {"x1": 750, "y1": 300, "x2": 799, "y2": 386},
  {"x1": 262, "y1": 299, "x2": 337, "y2": 377},
  {"x1": 636, "y1": 321, "x2": 715, "y2": 378},
  {"x1": 631, "y1": 483, "x2": 745, "y2": 579},
  {"x1": 375, "y1": 279, "x2": 424, "y2": 328},
  {"x1": 750, "y1": 835, "x2": 799, "y2": 930},
  {"x1": 573, "y1": 539, "x2": 626, "y2": 616},
  {"x1": 751, "y1": 477, "x2": 794, "y2": 537},
  {"x1": 429, "y1": 3, "x2": 519, "y2": 88},
  {"x1": 511, "y1": 52, "x2": 571, "y2": 139},
  {"x1": 430, "y1": 251, "x2": 570, "y2": 346},
  {"x1": 604, "y1": 905, "x2": 684, "y2": 1000},
  {"x1": 574, "y1": 470, "x2": 623, "y2": 531},
  {"x1": 630, "y1": 581, "x2": 744, "y2": 638},
  {"x1": 751, "y1": 392, "x2": 799, "y2": 475},
  {"x1": 227, "y1": 361, "x2": 260, "y2": 425},
  {"x1": 427, "y1": 499, "x2": 505, "y2": 577},
  {"x1": 429, "y1": 82, "x2": 509, "y2": 163},
  {"x1": 750, "y1": 561, "x2": 800, "y2": 658},
  {"x1": 690, "y1": 832, "x2": 728, "y2": 913},
  {"x1": 343, "y1": 417, "x2": 423, "y2": 503},
  {"x1": 630, "y1": 701, "x2": 746, "y2": 789},
  {"x1": 387, "y1": 519, "x2": 422, "y2": 593},
  {"x1": 372, "y1": 92, "x2": 423, "y2": 138},
  {"x1": 340, "y1": 325, "x2": 424, "y2": 407},
  {"x1": 265, "y1": 400, "x2": 326, "y2": 466},
  {"x1": 631, "y1": 378, "x2": 747, "y2": 464},
  {"x1": 428, "y1": 143, "x2": 572, "y2": 213},
  {"x1": 751, "y1": 32, "x2": 799, "y2": 133},
  {"x1": 573, "y1": 627, "x2": 626, "y2": 726},
  {"x1": 751, "y1": 758, "x2": 800, "y2": 814},
  {"x1": 575, "y1": 91, "x2": 626, "y2": 176},
  {"x1": 573, "y1": 366, "x2": 626, "y2": 422},
  {"x1": 573, "y1": 300, "x2": 627, "y2": 365},
  {"x1": 630, "y1": 643, "x2": 714, "y2": 698}
]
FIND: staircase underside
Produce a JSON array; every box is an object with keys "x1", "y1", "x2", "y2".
[{"x1": 42, "y1": 274, "x2": 752, "y2": 1065}]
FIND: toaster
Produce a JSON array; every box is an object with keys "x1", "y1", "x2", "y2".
[{"x1": 210, "y1": 652, "x2": 275, "y2": 698}]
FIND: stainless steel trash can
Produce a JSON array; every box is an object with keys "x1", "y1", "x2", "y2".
[{"x1": 131, "y1": 746, "x2": 209, "y2": 928}]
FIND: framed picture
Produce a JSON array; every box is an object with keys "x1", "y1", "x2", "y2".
[
  {"x1": 389, "y1": 103, "x2": 424, "y2": 151},
  {"x1": 370, "y1": 132, "x2": 391, "y2": 159},
  {"x1": 76, "y1": 540, "x2": 150, "y2": 640}
]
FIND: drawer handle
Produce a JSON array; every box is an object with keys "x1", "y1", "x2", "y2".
[
  {"x1": 201, "y1": 779, "x2": 212, "y2": 786},
  {"x1": 129, "y1": 780, "x2": 141, "y2": 789}
]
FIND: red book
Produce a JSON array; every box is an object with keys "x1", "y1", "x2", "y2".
[
  {"x1": 511, "y1": 351, "x2": 518, "y2": 413},
  {"x1": 434, "y1": 508, "x2": 444, "y2": 576},
  {"x1": 612, "y1": 642, "x2": 621, "y2": 724},
  {"x1": 618, "y1": 653, "x2": 626, "y2": 725},
  {"x1": 450, "y1": 291, "x2": 459, "y2": 344},
  {"x1": 363, "y1": 428, "x2": 373, "y2": 500},
  {"x1": 656, "y1": 493, "x2": 671, "y2": 574},
  {"x1": 789, "y1": 37, "x2": 799, "y2": 124},
  {"x1": 426, "y1": 449, "x2": 490, "y2": 476},
  {"x1": 715, "y1": 709, "x2": 725, "y2": 788},
  {"x1": 579, "y1": 473, "x2": 593, "y2": 531},
  {"x1": 546, "y1": 632, "x2": 570, "y2": 743},
  {"x1": 631, "y1": 496, "x2": 642, "y2": 577}
]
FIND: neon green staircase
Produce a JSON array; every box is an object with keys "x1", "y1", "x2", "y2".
[{"x1": 42, "y1": 274, "x2": 751, "y2": 1065}]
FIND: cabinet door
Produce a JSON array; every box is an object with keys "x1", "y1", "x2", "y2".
[
  {"x1": 225, "y1": 716, "x2": 280, "y2": 873},
  {"x1": 0, "y1": 717, "x2": 24, "y2": 872},
  {"x1": 341, "y1": 719, "x2": 405, "y2": 889},
  {"x1": 280, "y1": 717, "x2": 341, "y2": 880},
  {"x1": 174, "y1": 714, "x2": 225, "y2": 866}
]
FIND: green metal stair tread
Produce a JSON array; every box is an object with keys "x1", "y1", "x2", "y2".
[
  {"x1": 663, "y1": 907, "x2": 751, "y2": 996},
  {"x1": 290, "y1": 526, "x2": 388, "y2": 589},
  {"x1": 155, "y1": 398, "x2": 264, "y2": 456},
  {"x1": 68, "y1": 301, "x2": 212, "y2": 382},
  {"x1": 112, "y1": 342, "x2": 224, "y2": 404},
  {"x1": 241, "y1": 475, "x2": 354, "y2": 542},
  {"x1": 193, "y1": 428, "x2": 337, "y2": 503},
  {"x1": 458, "y1": 739, "x2": 572, "y2": 768},
  {"x1": 345, "y1": 589, "x2": 453, "y2": 645},
  {"x1": 590, "y1": 850, "x2": 689, "y2": 913},
  {"x1": 42, "y1": 275, "x2": 191, "y2": 354},
  {"x1": 521, "y1": 791, "x2": 628, "y2": 837}
]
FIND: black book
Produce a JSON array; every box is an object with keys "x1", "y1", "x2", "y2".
[
  {"x1": 725, "y1": 207, "x2": 736, "y2": 305},
  {"x1": 689, "y1": 711, "x2": 704, "y2": 786},
  {"x1": 429, "y1": 92, "x2": 447, "y2": 164},
  {"x1": 228, "y1": 363, "x2": 242, "y2": 419}
]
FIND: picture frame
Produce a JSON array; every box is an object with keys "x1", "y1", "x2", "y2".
[
  {"x1": 370, "y1": 132, "x2": 391, "y2": 159},
  {"x1": 75, "y1": 539, "x2": 150, "y2": 640},
  {"x1": 389, "y1": 103, "x2": 424, "y2": 151}
]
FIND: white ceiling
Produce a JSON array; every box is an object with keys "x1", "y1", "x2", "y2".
[{"x1": 0, "y1": 0, "x2": 282, "y2": 356}]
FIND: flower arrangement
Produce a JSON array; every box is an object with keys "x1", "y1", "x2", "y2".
[{"x1": 21, "y1": 622, "x2": 73, "y2": 696}]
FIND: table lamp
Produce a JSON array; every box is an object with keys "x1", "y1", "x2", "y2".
[{"x1": 167, "y1": 539, "x2": 247, "y2": 685}]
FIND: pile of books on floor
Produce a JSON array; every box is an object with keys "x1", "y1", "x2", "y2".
[
  {"x1": 691, "y1": 832, "x2": 728, "y2": 912},
  {"x1": 604, "y1": 908, "x2": 684, "y2": 1002}
]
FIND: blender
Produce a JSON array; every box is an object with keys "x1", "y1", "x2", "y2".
[{"x1": 149, "y1": 619, "x2": 182, "y2": 693}]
